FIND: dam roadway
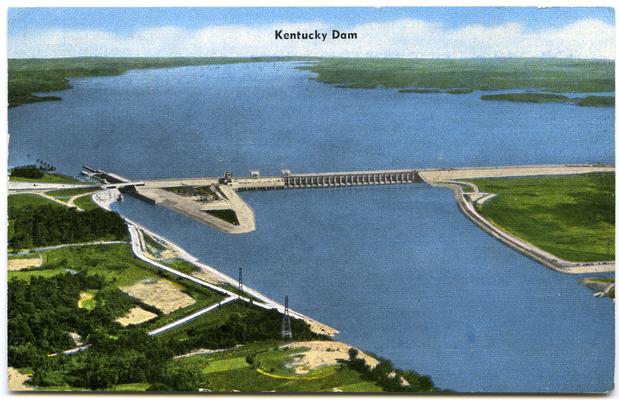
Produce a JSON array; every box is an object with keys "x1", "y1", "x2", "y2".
[
  {"x1": 81, "y1": 163, "x2": 613, "y2": 236},
  {"x1": 138, "y1": 168, "x2": 424, "y2": 190}
]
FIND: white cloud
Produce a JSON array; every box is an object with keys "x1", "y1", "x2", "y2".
[{"x1": 9, "y1": 18, "x2": 615, "y2": 59}]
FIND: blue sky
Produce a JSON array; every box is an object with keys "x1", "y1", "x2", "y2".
[
  {"x1": 8, "y1": 7, "x2": 615, "y2": 58},
  {"x1": 9, "y1": 7, "x2": 615, "y2": 35}
]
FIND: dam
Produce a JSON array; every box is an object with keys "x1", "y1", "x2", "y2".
[
  {"x1": 81, "y1": 166, "x2": 425, "y2": 234},
  {"x1": 82, "y1": 163, "x2": 613, "y2": 235}
]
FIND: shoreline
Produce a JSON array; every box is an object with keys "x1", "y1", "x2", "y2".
[
  {"x1": 92, "y1": 189, "x2": 339, "y2": 337},
  {"x1": 433, "y1": 181, "x2": 614, "y2": 274}
]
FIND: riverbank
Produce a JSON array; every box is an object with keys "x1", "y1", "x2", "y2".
[
  {"x1": 91, "y1": 189, "x2": 338, "y2": 337},
  {"x1": 428, "y1": 169, "x2": 615, "y2": 274}
]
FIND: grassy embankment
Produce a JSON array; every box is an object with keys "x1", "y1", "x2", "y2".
[
  {"x1": 205, "y1": 209, "x2": 240, "y2": 225},
  {"x1": 480, "y1": 93, "x2": 614, "y2": 107},
  {"x1": 9, "y1": 172, "x2": 85, "y2": 184},
  {"x1": 465, "y1": 173, "x2": 614, "y2": 262},
  {"x1": 302, "y1": 58, "x2": 614, "y2": 106},
  {"x1": 8, "y1": 57, "x2": 312, "y2": 107}
]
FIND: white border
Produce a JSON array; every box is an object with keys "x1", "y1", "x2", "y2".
[{"x1": 1, "y1": 2, "x2": 616, "y2": 400}]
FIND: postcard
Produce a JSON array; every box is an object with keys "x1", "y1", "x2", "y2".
[{"x1": 5, "y1": 5, "x2": 615, "y2": 394}]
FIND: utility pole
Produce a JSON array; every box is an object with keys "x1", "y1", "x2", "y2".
[
  {"x1": 238, "y1": 267, "x2": 243, "y2": 295},
  {"x1": 281, "y1": 295, "x2": 292, "y2": 340}
]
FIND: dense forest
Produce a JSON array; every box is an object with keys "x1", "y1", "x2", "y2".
[
  {"x1": 8, "y1": 271, "x2": 321, "y2": 391},
  {"x1": 8, "y1": 202, "x2": 128, "y2": 249}
]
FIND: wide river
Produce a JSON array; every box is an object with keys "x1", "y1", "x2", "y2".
[{"x1": 8, "y1": 62, "x2": 614, "y2": 392}]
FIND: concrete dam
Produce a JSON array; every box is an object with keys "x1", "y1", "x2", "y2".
[
  {"x1": 81, "y1": 166, "x2": 425, "y2": 234},
  {"x1": 82, "y1": 163, "x2": 613, "y2": 235}
]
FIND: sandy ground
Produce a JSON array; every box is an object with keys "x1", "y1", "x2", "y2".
[
  {"x1": 121, "y1": 279, "x2": 195, "y2": 314},
  {"x1": 8, "y1": 255, "x2": 42, "y2": 271},
  {"x1": 116, "y1": 306, "x2": 158, "y2": 326},
  {"x1": 8, "y1": 367, "x2": 33, "y2": 391},
  {"x1": 282, "y1": 341, "x2": 378, "y2": 374},
  {"x1": 77, "y1": 292, "x2": 94, "y2": 309},
  {"x1": 191, "y1": 269, "x2": 225, "y2": 285},
  {"x1": 68, "y1": 332, "x2": 83, "y2": 346},
  {"x1": 302, "y1": 319, "x2": 339, "y2": 337}
]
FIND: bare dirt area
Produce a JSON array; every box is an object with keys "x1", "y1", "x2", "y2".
[
  {"x1": 8, "y1": 255, "x2": 42, "y2": 271},
  {"x1": 120, "y1": 279, "x2": 195, "y2": 314},
  {"x1": 115, "y1": 306, "x2": 158, "y2": 326},
  {"x1": 8, "y1": 367, "x2": 34, "y2": 391},
  {"x1": 191, "y1": 269, "x2": 225, "y2": 285},
  {"x1": 282, "y1": 341, "x2": 378, "y2": 374}
]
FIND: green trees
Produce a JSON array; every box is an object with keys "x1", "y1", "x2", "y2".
[
  {"x1": 10, "y1": 165, "x2": 44, "y2": 179},
  {"x1": 8, "y1": 203, "x2": 128, "y2": 249},
  {"x1": 8, "y1": 273, "x2": 105, "y2": 365},
  {"x1": 344, "y1": 347, "x2": 438, "y2": 393}
]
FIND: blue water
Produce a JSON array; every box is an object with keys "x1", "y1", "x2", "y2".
[{"x1": 8, "y1": 62, "x2": 614, "y2": 392}]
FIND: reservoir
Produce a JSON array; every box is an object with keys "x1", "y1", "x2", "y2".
[{"x1": 8, "y1": 62, "x2": 614, "y2": 392}]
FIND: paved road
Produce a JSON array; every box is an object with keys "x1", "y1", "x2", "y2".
[
  {"x1": 148, "y1": 296, "x2": 237, "y2": 336},
  {"x1": 9, "y1": 240, "x2": 129, "y2": 256},
  {"x1": 126, "y1": 222, "x2": 338, "y2": 335},
  {"x1": 9, "y1": 182, "x2": 96, "y2": 192}
]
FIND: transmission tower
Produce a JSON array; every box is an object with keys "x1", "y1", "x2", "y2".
[
  {"x1": 281, "y1": 295, "x2": 292, "y2": 340},
  {"x1": 238, "y1": 267, "x2": 243, "y2": 294}
]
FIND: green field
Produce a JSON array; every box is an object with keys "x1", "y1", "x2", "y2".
[
  {"x1": 9, "y1": 172, "x2": 85, "y2": 184},
  {"x1": 170, "y1": 341, "x2": 383, "y2": 392},
  {"x1": 72, "y1": 194, "x2": 100, "y2": 211},
  {"x1": 205, "y1": 209, "x2": 240, "y2": 225},
  {"x1": 466, "y1": 173, "x2": 614, "y2": 262},
  {"x1": 8, "y1": 193, "x2": 64, "y2": 210},
  {"x1": 303, "y1": 58, "x2": 614, "y2": 92},
  {"x1": 480, "y1": 92, "x2": 614, "y2": 107},
  {"x1": 46, "y1": 187, "x2": 98, "y2": 199},
  {"x1": 162, "y1": 258, "x2": 200, "y2": 274}
]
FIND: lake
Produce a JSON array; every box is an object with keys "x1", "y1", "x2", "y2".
[{"x1": 8, "y1": 61, "x2": 614, "y2": 392}]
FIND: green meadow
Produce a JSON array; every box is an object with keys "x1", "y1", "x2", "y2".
[{"x1": 467, "y1": 173, "x2": 614, "y2": 262}]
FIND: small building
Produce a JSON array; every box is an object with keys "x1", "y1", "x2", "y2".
[
  {"x1": 281, "y1": 169, "x2": 292, "y2": 177},
  {"x1": 219, "y1": 171, "x2": 233, "y2": 185},
  {"x1": 249, "y1": 170, "x2": 260, "y2": 179}
]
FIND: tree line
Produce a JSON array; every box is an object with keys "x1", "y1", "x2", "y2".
[
  {"x1": 9, "y1": 203, "x2": 128, "y2": 249},
  {"x1": 344, "y1": 348, "x2": 441, "y2": 393}
]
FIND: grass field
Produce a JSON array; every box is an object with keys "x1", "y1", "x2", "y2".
[
  {"x1": 46, "y1": 188, "x2": 98, "y2": 199},
  {"x1": 480, "y1": 92, "x2": 614, "y2": 107},
  {"x1": 162, "y1": 258, "x2": 201, "y2": 274},
  {"x1": 171, "y1": 341, "x2": 383, "y2": 392},
  {"x1": 159, "y1": 301, "x2": 254, "y2": 339},
  {"x1": 466, "y1": 173, "x2": 614, "y2": 262},
  {"x1": 9, "y1": 173, "x2": 85, "y2": 184},
  {"x1": 205, "y1": 209, "x2": 240, "y2": 225},
  {"x1": 8, "y1": 193, "x2": 65, "y2": 210},
  {"x1": 72, "y1": 194, "x2": 100, "y2": 211},
  {"x1": 303, "y1": 58, "x2": 614, "y2": 92}
]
